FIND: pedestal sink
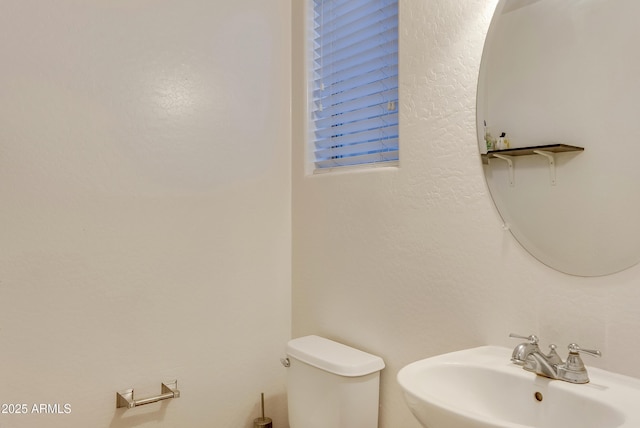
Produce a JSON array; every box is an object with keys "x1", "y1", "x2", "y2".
[{"x1": 397, "y1": 346, "x2": 640, "y2": 428}]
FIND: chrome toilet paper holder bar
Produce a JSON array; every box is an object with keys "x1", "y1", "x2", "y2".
[{"x1": 116, "y1": 380, "x2": 180, "y2": 409}]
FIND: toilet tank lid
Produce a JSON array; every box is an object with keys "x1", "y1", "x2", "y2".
[{"x1": 286, "y1": 335, "x2": 385, "y2": 377}]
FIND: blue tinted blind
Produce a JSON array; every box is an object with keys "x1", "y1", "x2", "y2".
[{"x1": 312, "y1": 0, "x2": 399, "y2": 169}]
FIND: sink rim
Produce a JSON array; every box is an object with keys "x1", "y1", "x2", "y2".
[{"x1": 397, "y1": 345, "x2": 640, "y2": 428}]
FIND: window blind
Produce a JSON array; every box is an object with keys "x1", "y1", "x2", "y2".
[{"x1": 312, "y1": 0, "x2": 399, "y2": 170}]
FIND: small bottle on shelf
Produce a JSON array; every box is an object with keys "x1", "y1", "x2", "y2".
[
  {"x1": 485, "y1": 125, "x2": 496, "y2": 151},
  {"x1": 496, "y1": 132, "x2": 510, "y2": 150}
]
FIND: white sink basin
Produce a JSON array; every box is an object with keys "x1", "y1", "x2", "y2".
[{"x1": 397, "y1": 346, "x2": 640, "y2": 428}]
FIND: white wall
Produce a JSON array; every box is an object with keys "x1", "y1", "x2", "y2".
[
  {"x1": 292, "y1": 1, "x2": 640, "y2": 427},
  {"x1": 0, "y1": 1, "x2": 291, "y2": 427},
  {"x1": 6, "y1": 1, "x2": 640, "y2": 427}
]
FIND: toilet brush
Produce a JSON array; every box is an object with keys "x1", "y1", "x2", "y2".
[{"x1": 253, "y1": 393, "x2": 272, "y2": 428}]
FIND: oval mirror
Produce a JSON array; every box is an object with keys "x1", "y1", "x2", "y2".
[{"x1": 478, "y1": 0, "x2": 640, "y2": 276}]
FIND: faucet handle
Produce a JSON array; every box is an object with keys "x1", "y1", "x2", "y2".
[
  {"x1": 567, "y1": 343, "x2": 601, "y2": 358},
  {"x1": 509, "y1": 333, "x2": 540, "y2": 365},
  {"x1": 558, "y1": 344, "x2": 601, "y2": 384},
  {"x1": 509, "y1": 333, "x2": 539, "y2": 345}
]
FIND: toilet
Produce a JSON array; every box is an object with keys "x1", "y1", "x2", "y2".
[{"x1": 285, "y1": 335, "x2": 385, "y2": 428}]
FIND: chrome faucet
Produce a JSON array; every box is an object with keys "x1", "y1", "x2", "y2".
[
  {"x1": 522, "y1": 345, "x2": 562, "y2": 379},
  {"x1": 509, "y1": 334, "x2": 601, "y2": 384}
]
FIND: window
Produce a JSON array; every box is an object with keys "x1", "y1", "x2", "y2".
[{"x1": 311, "y1": 0, "x2": 399, "y2": 170}]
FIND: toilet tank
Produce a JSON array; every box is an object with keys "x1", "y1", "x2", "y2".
[{"x1": 286, "y1": 335, "x2": 385, "y2": 428}]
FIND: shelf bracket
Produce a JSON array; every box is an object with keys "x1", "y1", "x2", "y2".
[
  {"x1": 533, "y1": 150, "x2": 556, "y2": 186},
  {"x1": 492, "y1": 154, "x2": 514, "y2": 186}
]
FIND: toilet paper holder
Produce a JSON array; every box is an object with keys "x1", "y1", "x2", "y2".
[{"x1": 116, "y1": 380, "x2": 180, "y2": 409}]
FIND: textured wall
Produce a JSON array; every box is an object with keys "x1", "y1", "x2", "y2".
[
  {"x1": 0, "y1": 1, "x2": 291, "y2": 427},
  {"x1": 292, "y1": 1, "x2": 640, "y2": 427}
]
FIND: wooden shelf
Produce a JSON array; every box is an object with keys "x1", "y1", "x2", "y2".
[
  {"x1": 483, "y1": 143, "x2": 584, "y2": 159},
  {"x1": 482, "y1": 144, "x2": 584, "y2": 186}
]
